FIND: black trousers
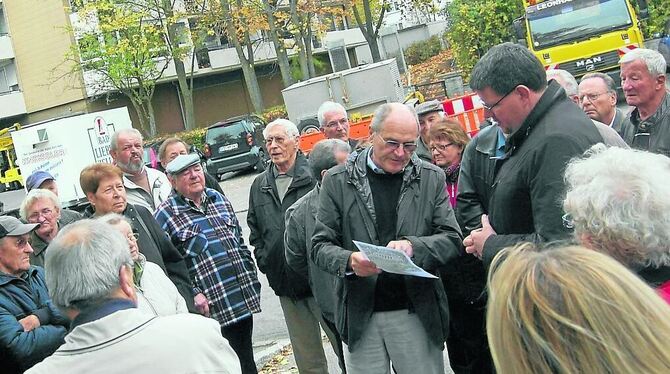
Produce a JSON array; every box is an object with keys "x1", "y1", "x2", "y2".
[
  {"x1": 221, "y1": 316, "x2": 257, "y2": 374},
  {"x1": 446, "y1": 300, "x2": 493, "y2": 374}
]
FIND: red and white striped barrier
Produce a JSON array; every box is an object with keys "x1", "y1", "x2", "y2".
[{"x1": 442, "y1": 93, "x2": 485, "y2": 137}]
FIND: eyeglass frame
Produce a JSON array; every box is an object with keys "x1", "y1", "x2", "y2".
[
  {"x1": 430, "y1": 143, "x2": 455, "y2": 152},
  {"x1": 27, "y1": 208, "x2": 55, "y2": 222},
  {"x1": 482, "y1": 85, "x2": 519, "y2": 112},
  {"x1": 324, "y1": 118, "x2": 349, "y2": 129},
  {"x1": 578, "y1": 91, "x2": 610, "y2": 103},
  {"x1": 376, "y1": 134, "x2": 418, "y2": 153}
]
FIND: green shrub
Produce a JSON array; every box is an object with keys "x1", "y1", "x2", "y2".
[{"x1": 404, "y1": 35, "x2": 445, "y2": 66}]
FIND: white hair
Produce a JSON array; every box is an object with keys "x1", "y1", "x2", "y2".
[
  {"x1": 563, "y1": 144, "x2": 670, "y2": 268},
  {"x1": 110, "y1": 128, "x2": 143, "y2": 152},
  {"x1": 45, "y1": 220, "x2": 133, "y2": 309},
  {"x1": 263, "y1": 118, "x2": 300, "y2": 139},
  {"x1": 546, "y1": 69, "x2": 578, "y2": 97},
  {"x1": 19, "y1": 189, "x2": 61, "y2": 221},
  {"x1": 619, "y1": 48, "x2": 667, "y2": 77},
  {"x1": 317, "y1": 101, "x2": 347, "y2": 128},
  {"x1": 96, "y1": 213, "x2": 131, "y2": 227}
]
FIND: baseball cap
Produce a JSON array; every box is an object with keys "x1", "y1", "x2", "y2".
[
  {"x1": 415, "y1": 100, "x2": 444, "y2": 116},
  {"x1": 0, "y1": 216, "x2": 39, "y2": 239},
  {"x1": 165, "y1": 153, "x2": 200, "y2": 175},
  {"x1": 25, "y1": 171, "x2": 55, "y2": 192}
]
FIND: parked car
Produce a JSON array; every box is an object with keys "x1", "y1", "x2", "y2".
[{"x1": 204, "y1": 114, "x2": 268, "y2": 179}]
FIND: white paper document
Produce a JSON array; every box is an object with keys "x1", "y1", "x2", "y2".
[{"x1": 353, "y1": 240, "x2": 438, "y2": 279}]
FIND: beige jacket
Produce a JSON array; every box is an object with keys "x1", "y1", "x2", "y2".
[{"x1": 26, "y1": 309, "x2": 241, "y2": 374}]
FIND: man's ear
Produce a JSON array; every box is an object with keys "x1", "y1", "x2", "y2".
[
  {"x1": 167, "y1": 174, "x2": 177, "y2": 188},
  {"x1": 119, "y1": 264, "x2": 136, "y2": 303},
  {"x1": 109, "y1": 149, "x2": 118, "y2": 161},
  {"x1": 655, "y1": 74, "x2": 667, "y2": 90}
]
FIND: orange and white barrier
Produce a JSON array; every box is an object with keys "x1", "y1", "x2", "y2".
[{"x1": 442, "y1": 93, "x2": 485, "y2": 137}]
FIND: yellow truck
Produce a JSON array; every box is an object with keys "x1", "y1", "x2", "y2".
[
  {"x1": 514, "y1": 0, "x2": 648, "y2": 86},
  {"x1": 0, "y1": 124, "x2": 22, "y2": 192}
]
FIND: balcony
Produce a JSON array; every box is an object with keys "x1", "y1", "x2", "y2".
[
  {"x1": 0, "y1": 91, "x2": 27, "y2": 120},
  {"x1": 0, "y1": 34, "x2": 12, "y2": 60}
]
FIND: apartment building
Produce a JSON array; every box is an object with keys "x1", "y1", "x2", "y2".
[{"x1": 1, "y1": 0, "x2": 443, "y2": 134}]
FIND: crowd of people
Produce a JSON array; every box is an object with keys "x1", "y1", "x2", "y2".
[{"x1": 0, "y1": 42, "x2": 669, "y2": 374}]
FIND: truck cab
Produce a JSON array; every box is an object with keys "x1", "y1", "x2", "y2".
[{"x1": 515, "y1": 0, "x2": 647, "y2": 88}]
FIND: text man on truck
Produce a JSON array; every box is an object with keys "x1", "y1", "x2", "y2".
[{"x1": 514, "y1": 0, "x2": 648, "y2": 89}]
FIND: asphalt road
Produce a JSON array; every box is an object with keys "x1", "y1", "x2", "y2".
[{"x1": 217, "y1": 169, "x2": 293, "y2": 357}]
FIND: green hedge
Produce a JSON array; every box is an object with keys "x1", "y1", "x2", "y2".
[{"x1": 404, "y1": 35, "x2": 446, "y2": 66}]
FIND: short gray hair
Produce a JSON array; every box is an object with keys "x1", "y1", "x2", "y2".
[
  {"x1": 45, "y1": 220, "x2": 133, "y2": 309},
  {"x1": 619, "y1": 48, "x2": 667, "y2": 77},
  {"x1": 563, "y1": 144, "x2": 670, "y2": 268},
  {"x1": 317, "y1": 101, "x2": 347, "y2": 128},
  {"x1": 96, "y1": 213, "x2": 131, "y2": 227},
  {"x1": 370, "y1": 103, "x2": 419, "y2": 133},
  {"x1": 546, "y1": 69, "x2": 578, "y2": 97},
  {"x1": 19, "y1": 189, "x2": 61, "y2": 221},
  {"x1": 263, "y1": 118, "x2": 300, "y2": 139},
  {"x1": 309, "y1": 139, "x2": 351, "y2": 182},
  {"x1": 580, "y1": 72, "x2": 617, "y2": 93},
  {"x1": 110, "y1": 128, "x2": 143, "y2": 152}
]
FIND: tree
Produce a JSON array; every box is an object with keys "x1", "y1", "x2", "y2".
[
  {"x1": 64, "y1": 0, "x2": 170, "y2": 137},
  {"x1": 349, "y1": 0, "x2": 387, "y2": 62},
  {"x1": 445, "y1": 0, "x2": 523, "y2": 80},
  {"x1": 261, "y1": 0, "x2": 295, "y2": 87}
]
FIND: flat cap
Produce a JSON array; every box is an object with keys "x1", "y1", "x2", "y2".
[
  {"x1": 415, "y1": 99, "x2": 444, "y2": 116},
  {"x1": 165, "y1": 153, "x2": 200, "y2": 175}
]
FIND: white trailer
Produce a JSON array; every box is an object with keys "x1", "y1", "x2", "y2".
[
  {"x1": 282, "y1": 59, "x2": 405, "y2": 133},
  {"x1": 11, "y1": 107, "x2": 133, "y2": 206}
]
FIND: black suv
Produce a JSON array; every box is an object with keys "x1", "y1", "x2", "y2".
[{"x1": 204, "y1": 114, "x2": 268, "y2": 179}]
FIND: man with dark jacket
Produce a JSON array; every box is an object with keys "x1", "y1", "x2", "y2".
[
  {"x1": 312, "y1": 103, "x2": 463, "y2": 374},
  {"x1": 284, "y1": 139, "x2": 351, "y2": 373},
  {"x1": 247, "y1": 119, "x2": 320, "y2": 373},
  {"x1": 463, "y1": 42, "x2": 603, "y2": 268},
  {"x1": 618, "y1": 48, "x2": 670, "y2": 155},
  {"x1": 0, "y1": 216, "x2": 69, "y2": 373}
]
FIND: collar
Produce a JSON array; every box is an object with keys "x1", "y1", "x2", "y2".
[
  {"x1": 272, "y1": 157, "x2": 298, "y2": 177},
  {"x1": 122, "y1": 166, "x2": 146, "y2": 180},
  {"x1": 630, "y1": 92, "x2": 670, "y2": 132},
  {"x1": 506, "y1": 81, "x2": 563, "y2": 154},
  {"x1": 70, "y1": 298, "x2": 136, "y2": 330},
  {"x1": 366, "y1": 147, "x2": 388, "y2": 174}
]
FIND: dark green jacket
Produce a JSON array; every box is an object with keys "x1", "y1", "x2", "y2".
[
  {"x1": 311, "y1": 147, "x2": 463, "y2": 350},
  {"x1": 248, "y1": 153, "x2": 315, "y2": 299}
]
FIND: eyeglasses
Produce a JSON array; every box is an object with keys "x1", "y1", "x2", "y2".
[
  {"x1": 15, "y1": 237, "x2": 32, "y2": 249},
  {"x1": 265, "y1": 136, "x2": 287, "y2": 146},
  {"x1": 376, "y1": 134, "x2": 418, "y2": 153},
  {"x1": 578, "y1": 92, "x2": 609, "y2": 103},
  {"x1": 430, "y1": 143, "x2": 454, "y2": 152},
  {"x1": 324, "y1": 118, "x2": 349, "y2": 129},
  {"x1": 562, "y1": 213, "x2": 574, "y2": 229},
  {"x1": 28, "y1": 208, "x2": 54, "y2": 221},
  {"x1": 482, "y1": 85, "x2": 518, "y2": 112},
  {"x1": 127, "y1": 232, "x2": 139, "y2": 242}
]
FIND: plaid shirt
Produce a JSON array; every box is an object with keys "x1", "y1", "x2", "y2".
[{"x1": 154, "y1": 188, "x2": 261, "y2": 326}]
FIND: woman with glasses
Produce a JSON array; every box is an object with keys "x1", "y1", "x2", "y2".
[
  {"x1": 97, "y1": 214, "x2": 188, "y2": 316},
  {"x1": 79, "y1": 163, "x2": 195, "y2": 312},
  {"x1": 429, "y1": 119, "x2": 470, "y2": 208},
  {"x1": 19, "y1": 189, "x2": 82, "y2": 267}
]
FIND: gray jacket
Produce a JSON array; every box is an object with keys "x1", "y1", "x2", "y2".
[
  {"x1": 284, "y1": 185, "x2": 338, "y2": 323},
  {"x1": 311, "y1": 147, "x2": 463, "y2": 350},
  {"x1": 620, "y1": 92, "x2": 670, "y2": 156}
]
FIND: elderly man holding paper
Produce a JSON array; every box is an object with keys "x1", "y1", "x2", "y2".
[{"x1": 311, "y1": 103, "x2": 463, "y2": 374}]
